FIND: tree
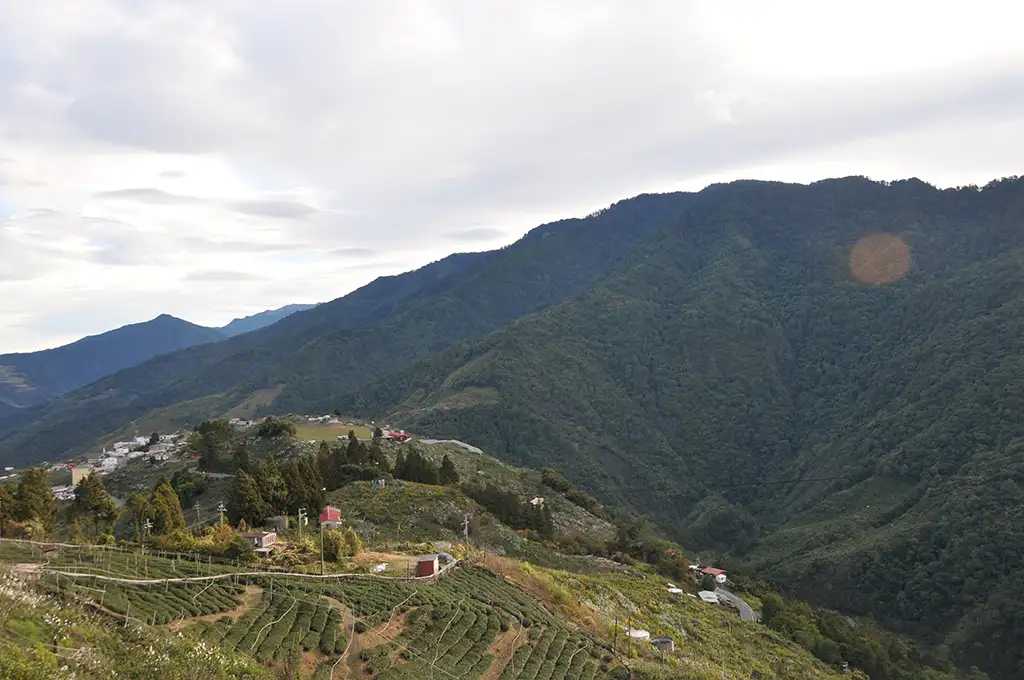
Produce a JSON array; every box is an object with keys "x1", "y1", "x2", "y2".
[
  {"x1": 701, "y1": 574, "x2": 717, "y2": 592},
  {"x1": 342, "y1": 526, "x2": 362, "y2": 556},
  {"x1": 71, "y1": 473, "x2": 118, "y2": 536},
  {"x1": 281, "y1": 460, "x2": 305, "y2": 515},
  {"x1": 0, "y1": 481, "x2": 14, "y2": 534},
  {"x1": 148, "y1": 432, "x2": 160, "y2": 446},
  {"x1": 149, "y1": 478, "x2": 186, "y2": 535},
  {"x1": 438, "y1": 455, "x2": 460, "y2": 485},
  {"x1": 127, "y1": 493, "x2": 150, "y2": 542},
  {"x1": 232, "y1": 442, "x2": 251, "y2": 474},
  {"x1": 322, "y1": 527, "x2": 343, "y2": 562},
  {"x1": 346, "y1": 431, "x2": 365, "y2": 465},
  {"x1": 393, "y1": 448, "x2": 439, "y2": 485},
  {"x1": 229, "y1": 470, "x2": 269, "y2": 526},
  {"x1": 254, "y1": 416, "x2": 296, "y2": 438},
  {"x1": 191, "y1": 419, "x2": 236, "y2": 472},
  {"x1": 299, "y1": 454, "x2": 325, "y2": 510},
  {"x1": 254, "y1": 457, "x2": 288, "y2": 515},
  {"x1": 366, "y1": 436, "x2": 389, "y2": 472},
  {"x1": 14, "y1": 468, "x2": 56, "y2": 528}
]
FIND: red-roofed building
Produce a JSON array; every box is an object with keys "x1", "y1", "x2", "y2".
[
  {"x1": 701, "y1": 567, "x2": 728, "y2": 584},
  {"x1": 319, "y1": 506, "x2": 342, "y2": 528}
]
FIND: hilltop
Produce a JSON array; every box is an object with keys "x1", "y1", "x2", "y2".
[{"x1": 0, "y1": 314, "x2": 226, "y2": 414}]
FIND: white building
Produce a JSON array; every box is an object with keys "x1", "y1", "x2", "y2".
[{"x1": 698, "y1": 591, "x2": 720, "y2": 604}]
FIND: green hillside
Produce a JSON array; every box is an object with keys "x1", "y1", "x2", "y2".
[
  {"x1": 2, "y1": 176, "x2": 1024, "y2": 677},
  {"x1": 0, "y1": 539, "x2": 891, "y2": 680},
  {"x1": 333, "y1": 177, "x2": 1024, "y2": 678}
]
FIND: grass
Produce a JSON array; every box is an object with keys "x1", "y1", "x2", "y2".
[{"x1": 294, "y1": 422, "x2": 374, "y2": 442}]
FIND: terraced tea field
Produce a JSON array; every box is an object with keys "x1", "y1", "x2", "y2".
[{"x1": 24, "y1": 540, "x2": 618, "y2": 680}]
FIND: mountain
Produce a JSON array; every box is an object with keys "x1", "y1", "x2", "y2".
[
  {"x1": 0, "y1": 314, "x2": 226, "y2": 415},
  {"x1": 2, "y1": 175, "x2": 1024, "y2": 677},
  {"x1": 217, "y1": 303, "x2": 319, "y2": 337}
]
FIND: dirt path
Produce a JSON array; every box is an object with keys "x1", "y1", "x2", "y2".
[
  {"x1": 321, "y1": 596, "x2": 361, "y2": 680},
  {"x1": 167, "y1": 585, "x2": 263, "y2": 631},
  {"x1": 362, "y1": 608, "x2": 413, "y2": 650},
  {"x1": 480, "y1": 619, "x2": 526, "y2": 680}
]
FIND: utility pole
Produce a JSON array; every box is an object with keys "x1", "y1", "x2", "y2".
[
  {"x1": 217, "y1": 501, "x2": 226, "y2": 526},
  {"x1": 320, "y1": 521, "x2": 325, "y2": 576},
  {"x1": 193, "y1": 502, "x2": 201, "y2": 529},
  {"x1": 462, "y1": 514, "x2": 470, "y2": 543},
  {"x1": 298, "y1": 508, "x2": 307, "y2": 539},
  {"x1": 143, "y1": 519, "x2": 153, "y2": 549}
]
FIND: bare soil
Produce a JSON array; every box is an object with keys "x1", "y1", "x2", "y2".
[
  {"x1": 480, "y1": 620, "x2": 527, "y2": 680},
  {"x1": 166, "y1": 585, "x2": 263, "y2": 631}
]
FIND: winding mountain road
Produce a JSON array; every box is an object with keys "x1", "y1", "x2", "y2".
[{"x1": 715, "y1": 587, "x2": 760, "y2": 622}]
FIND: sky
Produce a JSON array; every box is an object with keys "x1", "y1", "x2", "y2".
[{"x1": 1, "y1": 1, "x2": 1022, "y2": 353}]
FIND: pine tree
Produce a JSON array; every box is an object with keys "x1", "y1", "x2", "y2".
[
  {"x1": 255, "y1": 456, "x2": 288, "y2": 515},
  {"x1": 393, "y1": 452, "x2": 407, "y2": 479},
  {"x1": 438, "y1": 455, "x2": 459, "y2": 485},
  {"x1": 0, "y1": 482, "x2": 13, "y2": 535},
  {"x1": 72, "y1": 474, "x2": 118, "y2": 536},
  {"x1": 230, "y1": 470, "x2": 269, "y2": 526},
  {"x1": 14, "y1": 468, "x2": 56, "y2": 528},
  {"x1": 126, "y1": 493, "x2": 150, "y2": 542},
  {"x1": 281, "y1": 460, "x2": 305, "y2": 514},
  {"x1": 232, "y1": 442, "x2": 251, "y2": 473},
  {"x1": 346, "y1": 431, "x2": 365, "y2": 465},
  {"x1": 299, "y1": 454, "x2": 325, "y2": 510},
  {"x1": 367, "y1": 438, "x2": 389, "y2": 472},
  {"x1": 149, "y1": 478, "x2": 186, "y2": 535},
  {"x1": 316, "y1": 441, "x2": 333, "y2": 488}
]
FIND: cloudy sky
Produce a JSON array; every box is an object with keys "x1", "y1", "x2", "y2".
[{"x1": 1, "y1": 0, "x2": 1022, "y2": 353}]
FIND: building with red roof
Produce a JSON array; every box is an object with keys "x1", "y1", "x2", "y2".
[{"x1": 319, "y1": 505, "x2": 342, "y2": 528}]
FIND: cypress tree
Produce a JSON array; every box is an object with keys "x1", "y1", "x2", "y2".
[
  {"x1": 14, "y1": 468, "x2": 57, "y2": 527},
  {"x1": 230, "y1": 470, "x2": 269, "y2": 526},
  {"x1": 438, "y1": 455, "x2": 459, "y2": 485},
  {"x1": 72, "y1": 473, "x2": 118, "y2": 536},
  {"x1": 255, "y1": 456, "x2": 288, "y2": 515},
  {"x1": 127, "y1": 493, "x2": 150, "y2": 542},
  {"x1": 299, "y1": 454, "x2": 325, "y2": 510},
  {"x1": 149, "y1": 478, "x2": 186, "y2": 535}
]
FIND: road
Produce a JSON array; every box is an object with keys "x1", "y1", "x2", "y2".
[
  {"x1": 14, "y1": 558, "x2": 460, "y2": 586},
  {"x1": 716, "y1": 587, "x2": 760, "y2": 622}
]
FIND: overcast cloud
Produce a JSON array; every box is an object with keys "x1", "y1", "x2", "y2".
[{"x1": 1, "y1": 0, "x2": 1023, "y2": 352}]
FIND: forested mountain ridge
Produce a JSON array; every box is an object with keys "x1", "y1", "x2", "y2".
[
  {"x1": 334, "y1": 176, "x2": 1024, "y2": 678},
  {"x1": 0, "y1": 194, "x2": 686, "y2": 463},
  {"x1": 217, "y1": 303, "x2": 318, "y2": 337},
  {"x1": 2, "y1": 175, "x2": 1023, "y2": 677},
  {"x1": 0, "y1": 314, "x2": 226, "y2": 413}
]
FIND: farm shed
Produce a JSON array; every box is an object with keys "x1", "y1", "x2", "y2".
[{"x1": 416, "y1": 554, "x2": 439, "y2": 577}]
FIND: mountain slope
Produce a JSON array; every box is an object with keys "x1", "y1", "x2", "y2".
[
  {"x1": 0, "y1": 314, "x2": 226, "y2": 413},
  {"x1": 217, "y1": 302, "x2": 318, "y2": 337},
  {"x1": 0, "y1": 194, "x2": 688, "y2": 463},
  {"x1": 330, "y1": 177, "x2": 1024, "y2": 678}
]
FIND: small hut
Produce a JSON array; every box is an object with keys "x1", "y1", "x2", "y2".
[{"x1": 651, "y1": 636, "x2": 674, "y2": 653}]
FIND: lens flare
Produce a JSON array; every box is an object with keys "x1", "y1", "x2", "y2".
[{"x1": 849, "y1": 233, "x2": 910, "y2": 285}]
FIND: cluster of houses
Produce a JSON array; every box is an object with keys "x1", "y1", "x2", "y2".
[{"x1": 47, "y1": 433, "x2": 187, "y2": 500}]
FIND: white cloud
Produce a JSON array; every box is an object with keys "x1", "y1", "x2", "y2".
[{"x1": 0, "y1": 0, "x2": 1022, "y2": 352}]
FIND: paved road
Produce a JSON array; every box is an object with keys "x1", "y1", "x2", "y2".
[{"x1": 716, "y1": 587, "x2": 760, "y2": 622}]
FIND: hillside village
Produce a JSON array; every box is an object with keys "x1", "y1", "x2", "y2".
[{"x1": 0, "y1": 409, "x2": 977, "y2": 679}]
